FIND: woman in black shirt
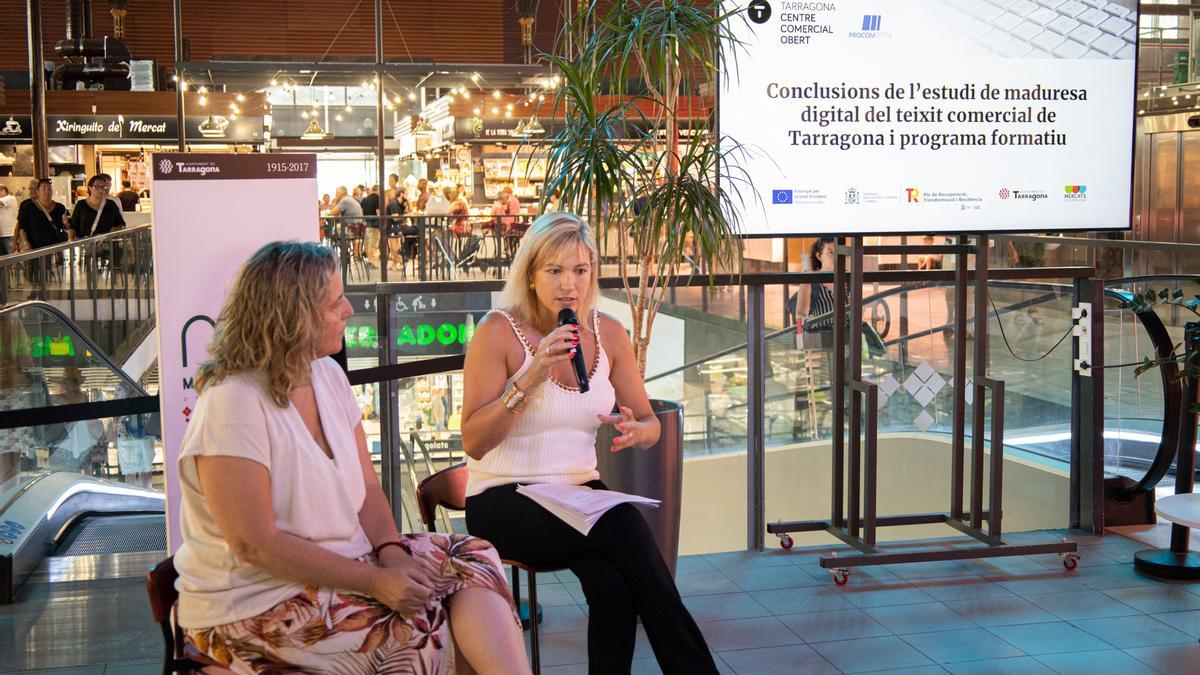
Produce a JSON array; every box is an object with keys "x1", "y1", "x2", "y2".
[
  {"x1": 69, "y1": 174, "x2": 126, "y2": 238},
  {"x1": 15, "y1": 178, "x2": 68, "y2": 250}
]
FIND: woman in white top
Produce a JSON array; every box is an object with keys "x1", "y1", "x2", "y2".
[
  {"x1": 173, "y1": 241, "x2": 529, "y2": 674},
  {"x1": 461, "y1": 213, "x2": 719, "y2": 674}
]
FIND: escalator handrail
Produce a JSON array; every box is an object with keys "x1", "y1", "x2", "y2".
[
  {"x1": 0, "y1": 300, "x2": 149, "y2": 397},
  {"x1": 1104, "y1": 286, "x2": 1185, "y2": 500}
]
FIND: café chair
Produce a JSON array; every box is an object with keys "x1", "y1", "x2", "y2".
[
  {"x1": 145, "y1": 556, "x2": 233, "y2": 675},
  {"x1": 415, "y1": 462, "x2": 564, "y2": 674}
]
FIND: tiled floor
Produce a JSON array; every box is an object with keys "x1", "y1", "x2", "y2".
[{"x1": 4, "y1": 527, "x2": 1200, "y2": 674}]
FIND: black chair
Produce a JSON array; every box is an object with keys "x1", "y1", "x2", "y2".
[
  {"x1": 145, "y1": 556, "x2": 232, "y2": 675},
  {"x1": 415, "y1": 463, "x2": 564, "y2": 674}
]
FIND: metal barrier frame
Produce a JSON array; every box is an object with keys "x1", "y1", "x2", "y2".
[{"x1": 767, "y1": 237, "x2": 1081, "y2": 576}]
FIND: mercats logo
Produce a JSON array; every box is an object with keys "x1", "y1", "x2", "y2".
[{"x1": 1064, "y1": 185, "x2": 1087, "y2": 201}]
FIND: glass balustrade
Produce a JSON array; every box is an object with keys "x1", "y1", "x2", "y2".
[
  {"x1": 0, "y1": 302, "x2": 159, "y2": 503},
  {"x1": 0, "y1": 225, "x2": 156, "y2": 363}
]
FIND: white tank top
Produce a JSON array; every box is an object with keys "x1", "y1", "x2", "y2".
[{"x1": 465, "y1": 309, "x2": 617, "y2": 496}]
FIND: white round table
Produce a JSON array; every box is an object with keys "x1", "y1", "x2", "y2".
[{"x1": 1155, "y1": 493, "x2": 1200, "y2": 529}]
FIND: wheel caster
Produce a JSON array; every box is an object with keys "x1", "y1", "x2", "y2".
[
  {"x1": 779, "y1": 534, "x2": 794, "y2": 550},
  {"x1": 1061, "y1": 553, "x2": 1080, "y2": 571},
  {"x1": 832, "y1": 568, "x2": 850, "y2": 586}
]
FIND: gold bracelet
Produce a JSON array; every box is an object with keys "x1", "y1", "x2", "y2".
[{"x1": 500, "y1": 382, "x2": 528, "y2": 413}]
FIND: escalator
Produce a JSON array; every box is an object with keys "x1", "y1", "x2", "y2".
[{"x1": 0, "y1": 302, "x2": 164, "y2": 604}]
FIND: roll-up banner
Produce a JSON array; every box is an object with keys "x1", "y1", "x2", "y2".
[
  {"x1": 721, "y1": 0, "x2": 1139, "y2": 235},
  {"x1": 151, "y1": 153, "x2": 317, "y2": 550}
]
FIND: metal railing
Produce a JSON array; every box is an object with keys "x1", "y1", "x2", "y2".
[{"x1": 0, "y1": 224, "x2": 155, "y2": 363}]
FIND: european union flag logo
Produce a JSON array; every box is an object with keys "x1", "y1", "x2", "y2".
[{"x1": 772, "y1": 189, "x2": 793, "y2": 204}]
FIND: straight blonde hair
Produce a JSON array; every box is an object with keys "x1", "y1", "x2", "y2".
[
  {"x1": 500, "y1": 212, "x2": 600, "y2": 326},
  {"x1": 194, "y1": 241, "x2": 338, "y2": 407}
]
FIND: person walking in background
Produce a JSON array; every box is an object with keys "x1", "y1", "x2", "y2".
[
  {"x1": 415, "y1": 178, "x2": 430, "y2": 212},
  {"x1": 15, "y1": 178, "x2": 68, "y2": 251},
  {"x1": 116, "y1": 180, "x2": 140, "y2": 212},
  {"x1": 385, "y1": 187, "x2": 411, "y2": 271},
  {"x1": 360, "y1": 184, "x2": 381, "y2": 268},
  {"x1": 69, "y1": 174, "x2": 125, "y2": 238},
  {"x1": 791, "y1": 237, "x2": 837, "y2": 348},
  {"x1": 0, "y1": 184, "x2": 17, "y2": 254}
]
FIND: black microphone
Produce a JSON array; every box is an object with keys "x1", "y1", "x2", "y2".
[{"x1": 557, "y1": 308, "x2": 590, "y2": 393}]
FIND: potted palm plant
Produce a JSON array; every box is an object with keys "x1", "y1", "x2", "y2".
[{"x1": 531, "y1": 0, "x2": 755, "y2": 569}]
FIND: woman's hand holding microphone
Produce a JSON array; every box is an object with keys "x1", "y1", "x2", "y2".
[{"x1": 524, "y1": 322, "x2": 580, "y2": 386}]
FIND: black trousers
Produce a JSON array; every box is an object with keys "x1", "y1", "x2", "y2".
[{"x1": 466, "y1": 480, "x2": 719, "y2": 675}]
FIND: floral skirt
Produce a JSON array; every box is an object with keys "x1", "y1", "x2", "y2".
[{"x1": 185, "y1": 533, "x2": 516, "y2": 674}]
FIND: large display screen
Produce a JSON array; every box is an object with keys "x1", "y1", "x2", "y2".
[{"x1": 721, "y1": 0, "x2": 1138, "y2": 236}]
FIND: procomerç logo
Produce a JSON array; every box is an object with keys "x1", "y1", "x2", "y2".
[
  {"x1": 998, "y1": 188, "x2": 1011, "y2": 200},
  {"x1": 1064, "y1": 185, "x2": 1088, "y2": 201},
  {"x1": 850, "y1": 13, "x2": 891, "y2": 39},
  {"x1": 158, "y1": 158, "x2": 173, "y2": 174}
]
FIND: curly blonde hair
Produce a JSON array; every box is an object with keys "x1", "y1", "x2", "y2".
[
  {"x1": 500, "y1": 212, "x2": 600, "y2": 325},
  {"x1": 194, "y1": 241, "x2": 338, "y2": 407}
]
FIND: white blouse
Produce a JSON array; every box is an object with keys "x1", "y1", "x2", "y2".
[{"x1": 173, "y1": 357, "x2": 372, "y2": 629}]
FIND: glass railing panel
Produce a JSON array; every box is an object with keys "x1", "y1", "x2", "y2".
[
  {"x1": 0, "y1": 301, "x2": 155, "y2": 499},
  {"x1": 0, "y1": 411, "x2": 164, "y2": 501},
  {"x1": 1102, "y1": 277, "x2": 1199, "y2": 480},
  {"x1": 0, "y1": 226, "x2": 156, "y2": 361},
  {"x1": 761, "y1": 278, "x2": 1078, "y2": 547}
]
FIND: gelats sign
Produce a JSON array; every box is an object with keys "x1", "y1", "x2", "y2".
[
  {"x1": 0, "y1": 114, "x2": 262, "y2": 142},
  {"x1": 151, "y1": 153, "x2": 316, "y2": 550}
]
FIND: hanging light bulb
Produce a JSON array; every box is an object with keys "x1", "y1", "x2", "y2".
[
  {"x1": 270, "y1": 78, "x2": 278, "y2": 86},
  {"x1": 493, "y1": 90, "x2": 502, "y2": 99},
  {"x1": 408, "y1": 91, "x2": 417, "y2": 101},
  {"x1": 199, "y1": 95, "x2": 207, "y2": 106},
  {"x1": 302, "y1": 111, "x2": 310, "y2": 119},
  {"x1": 236, "y1": 93, "x2": 246, "y2": 102},
  {"x1": 471, "y1": 72, "x2": 480, "y2": 82},
  {"x1": 335, "y1": 113, "x2": 343, "y2": 122},
  {"x1": 198, "y1": 85, "x2": 208, "y2": 94}
]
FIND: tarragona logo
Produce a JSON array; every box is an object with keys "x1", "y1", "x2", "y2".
[{"x1": 905, "y1": 188, "x2": 920, "y2": 203}]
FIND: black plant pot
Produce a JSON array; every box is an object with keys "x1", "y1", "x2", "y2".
[{"x1": 594, "y1": 399, "x2": 683, "y2": 576}]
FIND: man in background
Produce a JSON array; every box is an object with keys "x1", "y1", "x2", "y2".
[
  {"x1": 0, "y1": 185, "x2": 16, "y2": 254},
  {"x1": 116, "y1": 180, "x2": 140, "y2": 212},
  {"x1": 360, "y1": 184, "x2": 381, "y2": 267}
]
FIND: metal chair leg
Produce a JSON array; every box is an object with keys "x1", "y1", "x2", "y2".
[{"x1": 528, "y1": 570, "x2": 539, "y2": 674}]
